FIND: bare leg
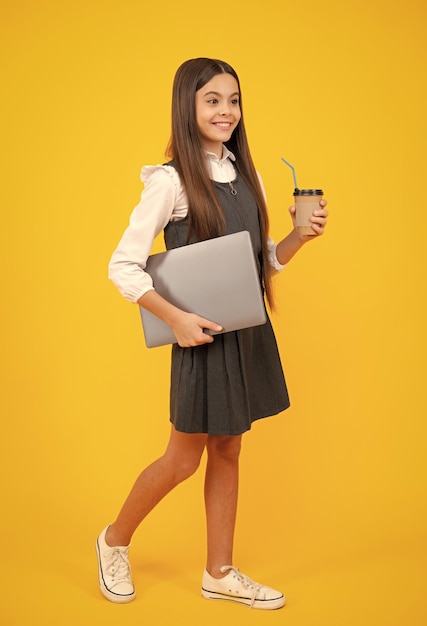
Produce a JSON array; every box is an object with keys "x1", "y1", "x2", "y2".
[
  {"x1": 106, "y1": 426, "x2": 207, "y2": 547},
  {"x1": 204, "y1": 435, "x2": 242, "y2": 578}
]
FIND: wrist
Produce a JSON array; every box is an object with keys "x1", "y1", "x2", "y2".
[
  {"x1": 289, "y1": 226, "x2": 305, "y2": 243},
  {"x1": 138, "y1": 290, "x2": 185, "y2": 327},
  {"x1": 276, "y1": 228, "x2": 305, "y2": 265}
]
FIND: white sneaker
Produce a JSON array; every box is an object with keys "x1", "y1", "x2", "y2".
[
  {"x1": 96, "y1": 526, "x2": 135, "y2": 603},
  {"x1": 202, "y1": 566, "x2": 285, "y2": 610}
]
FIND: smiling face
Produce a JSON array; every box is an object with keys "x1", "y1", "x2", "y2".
[{"x1": 195, "y1": 72, "x2": 241, "y2": 158}]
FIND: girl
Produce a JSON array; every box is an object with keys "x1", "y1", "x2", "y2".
[{"x1": 97, "y1": 57, "x2": 328, "y2": 610}]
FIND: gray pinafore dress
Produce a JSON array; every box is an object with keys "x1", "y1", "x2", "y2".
[{"x1": 164, "y1": 166, "x2": 290, "y2": 435}]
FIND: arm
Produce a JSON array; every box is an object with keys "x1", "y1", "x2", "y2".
[
  {"x1": 109, "y1": 166, "x2": 222, "y2": 347},
  {"x1": 108, "y1": 165, "x2": 185, "y2": 302},
  {"x1": 275, "y1": 200, "x2": 329, "y2": 266},
  {"x1": 256, "y1": 171, "x2": 328, "y2": 267}
]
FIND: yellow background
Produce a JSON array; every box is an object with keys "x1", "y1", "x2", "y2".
[{"x1": 1, "y1": 0, "x2": 426, "y2": 624}]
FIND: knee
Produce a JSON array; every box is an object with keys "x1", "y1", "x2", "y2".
[
  {"x1": 168, "y1": 450, "x2": 203, "y2": 484},
  {"x1": 207, "y1": 435, "x2": 242, "y2": 463},
  {"x1": 162, "y1": 429, "x2": 207, "y2": 485}
]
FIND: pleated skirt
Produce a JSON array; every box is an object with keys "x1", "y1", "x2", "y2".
[{"x1": 169, "y1": 314, "x2": 290, "y2": 435}]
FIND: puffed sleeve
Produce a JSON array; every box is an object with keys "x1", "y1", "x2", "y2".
[
  {"x1": 108, "y1": 165, "x2": 182, "y2": 302},
  {"x1": 256, "y1": 171, "x2": 286, "y2": 272}
]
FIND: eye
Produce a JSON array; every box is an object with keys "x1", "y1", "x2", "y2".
[
  {"x1": 231, "y1": 99, "x2": 240, "y2": 105},
  {"x1": 207, "y1": 98, "x2": 218, "y2": 104}
]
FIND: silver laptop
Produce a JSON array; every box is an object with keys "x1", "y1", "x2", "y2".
[{"x1": 139, "y1": 230, "x2": 266, "y2": 347}]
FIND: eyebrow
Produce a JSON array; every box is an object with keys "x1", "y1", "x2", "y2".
[{"x1": 203, "y1": 91, "x2": 240, "y2": 98}]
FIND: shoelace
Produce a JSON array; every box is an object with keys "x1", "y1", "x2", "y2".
[
  {"x1": 220, "y1": 566, "x2": 262, "y2": 608},
  {"x1": 104, "y1": 547, "x2": 132, "y2": 589}
]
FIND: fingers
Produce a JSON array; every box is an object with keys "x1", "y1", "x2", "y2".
[
  {"x1": 175, "y1": 315, "x2": 222, "y2": 348},
  {"x1": 310, "y1": 212, "x2": 328, "y2": 235},
  {"x1": 289, "y1": 202, "x2": 328, "y2": 238},
  {"x1": 311, "y1": 203, "x2": 328, "y2": 233},
  {"x1": 197, "y1": 317, "x2": 223, "y2": 342},
  {"x1": 177, "y1": 329, "x2": 213, "y2": 347},
  {"x1": 200, "y1": 318, "x2": 223, "y2": 333}
]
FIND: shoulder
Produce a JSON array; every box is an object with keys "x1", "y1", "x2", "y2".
[
  {"x1": 140, "y1": 164, "x2": 181, "y2": 189},
  {"x1": 255, "y1": 170, "x2": 267, "y2": 198},
  {"x1": 255, "y1": 170, "x2": 264, "y2": 184}
]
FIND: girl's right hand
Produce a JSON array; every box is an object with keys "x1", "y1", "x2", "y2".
[
  {"x1": 138, "y1": 290, "x2": 222, "y2": 348},
  {"x1": 171, "y1": 312, "x2": 223, "y2": 347}
]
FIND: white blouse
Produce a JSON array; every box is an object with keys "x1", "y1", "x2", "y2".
[{"x1": 108, "y1": 146, "x2": 285, "y2": 303}]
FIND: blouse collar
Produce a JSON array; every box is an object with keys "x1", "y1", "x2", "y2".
[{"x1": 205, "y1": 145, "x2": 236, "y2": 163}]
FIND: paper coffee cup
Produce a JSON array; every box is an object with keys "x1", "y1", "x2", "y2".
[{"x1": 293, "y1": 188, "x2": 323, "y2": 235}]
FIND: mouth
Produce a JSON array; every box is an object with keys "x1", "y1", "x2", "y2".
[{"x1": 213, "y1": 122, "x2": 233, "y2": 129}]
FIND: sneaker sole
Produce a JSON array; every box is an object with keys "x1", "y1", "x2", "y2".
[
  {"x1": 202, "y1": 588, "x2": 286, "y2": 610},
  {"x1": 95, "y1": 538, "x2": 136, "y2": 604}
]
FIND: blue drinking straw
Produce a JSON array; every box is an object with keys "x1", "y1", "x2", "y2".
[{"x1": 281, "y1": 157, "x2": 298, "y2": 189}]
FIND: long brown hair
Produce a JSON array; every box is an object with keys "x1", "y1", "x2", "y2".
[{"x1": 166, "y1": 57, "x2": 274, "y2": 309}]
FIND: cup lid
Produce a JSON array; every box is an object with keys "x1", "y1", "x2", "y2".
[{"x1": 293, "y1": 188, "x2": 323, "y2": 196}]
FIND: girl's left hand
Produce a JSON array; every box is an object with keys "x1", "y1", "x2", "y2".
[{"x1": 289, "y1": 199, "x2": 329, "y2": 242}]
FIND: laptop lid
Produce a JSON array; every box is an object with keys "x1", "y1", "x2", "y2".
[{"x1": 139, "y1": 230, "x2": 266, "y2": 348}]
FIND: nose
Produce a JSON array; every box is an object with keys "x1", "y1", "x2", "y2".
[{"x1": 220, "y1": 104, "x2": 231, "y2": 115}]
